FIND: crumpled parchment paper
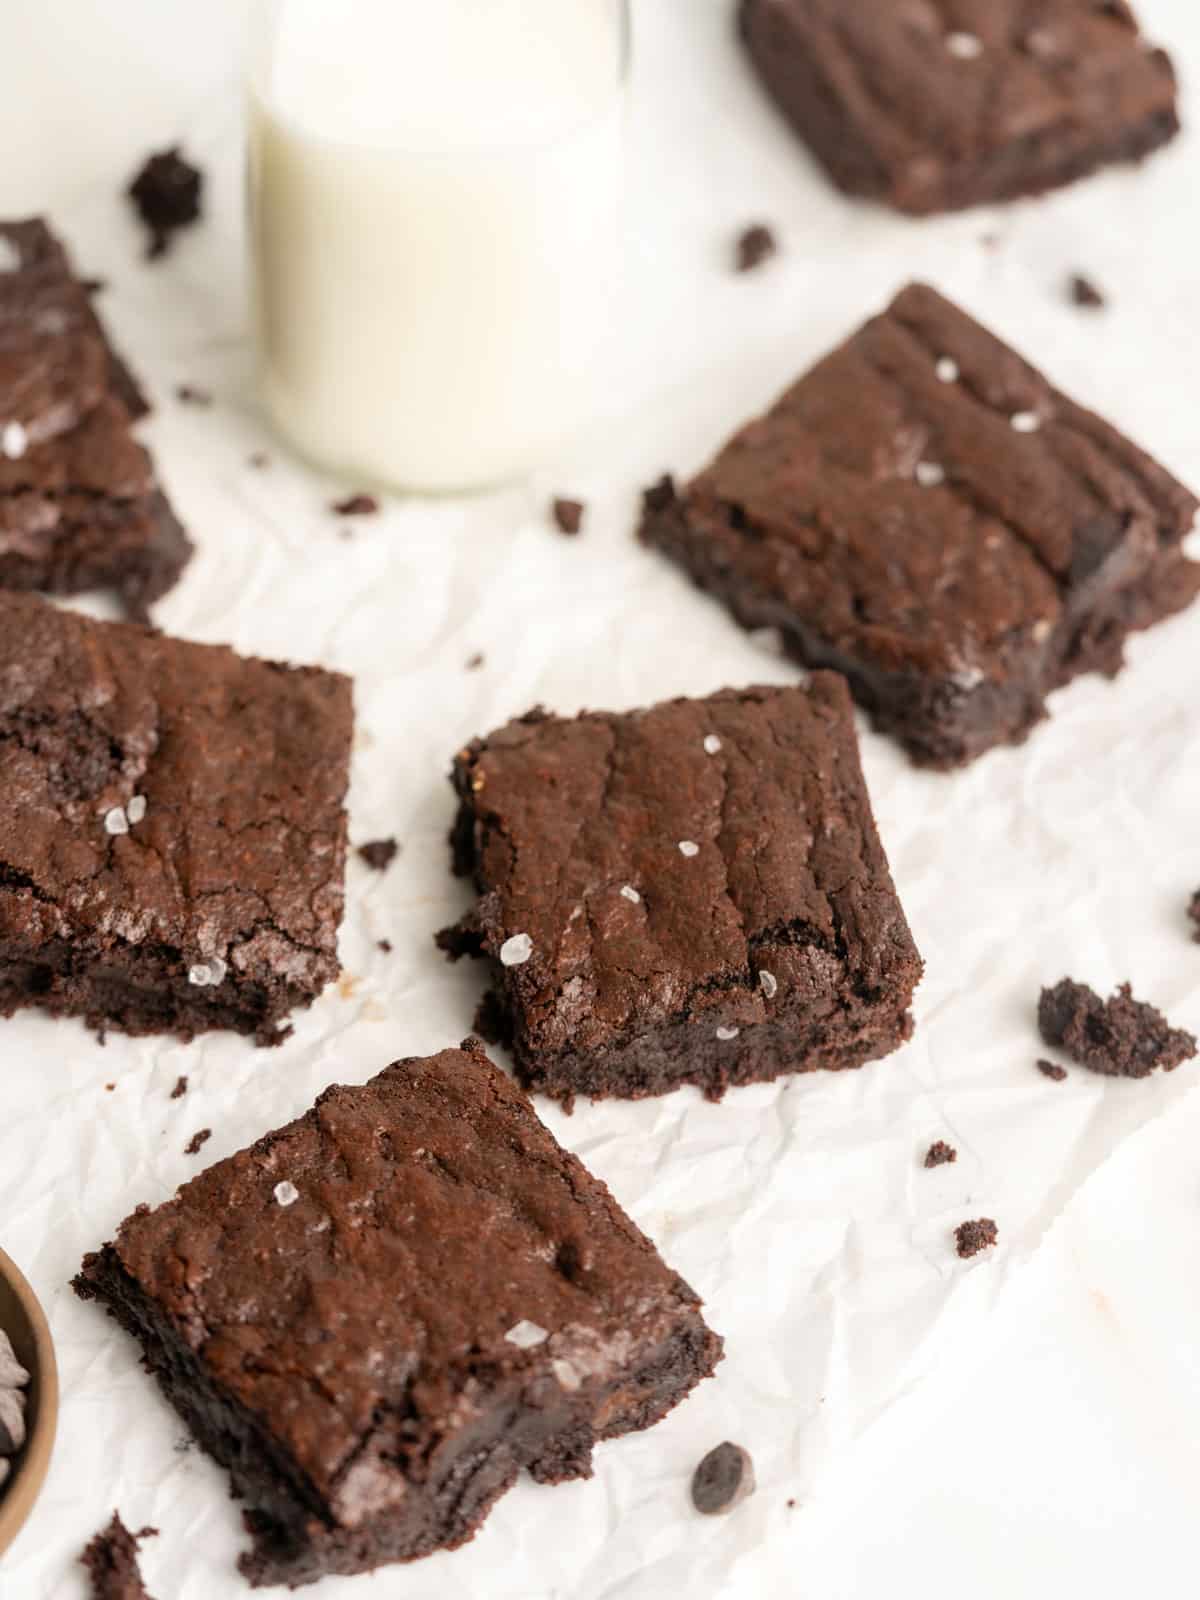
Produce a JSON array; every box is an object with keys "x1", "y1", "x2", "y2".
[{"x1": 2, "y1": 1, "x2": 1200, "y2": 1595}]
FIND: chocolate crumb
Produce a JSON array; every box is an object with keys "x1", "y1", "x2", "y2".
[
  {"x1": 81, "y1": 1513, "x2": 158, "y2": 1600},
  {"x1": 332, "y1": 492, "x2": 380, "y2": 516},
  {"x1": 358, "y1": 838, "x2": 399, "y2": 873},
  {"x1": 175, "y1": 384, "x2": 212, "y2": 406},
  {"x1": 692, "y1": 1442, "x2": 756, "y2": 1515},
  {"x1": 170, "y1": 1075, "x2": 189, "y2": 1099},
  {"x1": 736, "y1": 223, "x2": 778, "y2": 273},
  {"x1": 1038, "y1": 979, "x2": 1196, "y2": 1078},
  {"x1": 1037, "y1": 1059, "x2": 1068, "y2": 1082},
  {"x1": 955, "y1": 1218, "x2": 998, "y2": 1259},
  {"x1": 466, "y1": 652, "x2": 485, "y2": 671},
  {"x1": 923, "y1": 1140, "x2": 957, "y2": 1168},
  {"x1": 1068, "y1": 273, "x2": 1106, "y2": 309},
  {"x1": 128, "y1": 146, "x2": 203, "y2": 261},
  {"x1": 786, "y1": 1498, "x2": 796, "y2": 1509},
  {"x1": 551, "y1": 497, "x2": 585, "y2": 536},
  {"x1": 184, "y1": 1128, "x2": 211, "y2": 1157},
  {"x1": 104, "y1": 1083, "x2": 115, "y2": 1092},
  {"x1": 1189, "y1": 890, "x2": 1200, "y2": 941},
  {"x1": 248, "y1": 451, "x2": 270, "y2": 470},
  {"x1": 377, "y1": 939, "x2": 393, "y2": 954}
]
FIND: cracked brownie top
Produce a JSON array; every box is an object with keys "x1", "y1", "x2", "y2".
[
  {"x1": 0, "y1": 591, "x2": 352, "y2": 999},
  {"x1": 443, "y1": 677, "x2": 920, "y2": 1066}
]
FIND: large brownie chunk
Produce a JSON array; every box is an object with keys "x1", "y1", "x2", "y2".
[
  {"x1": 740, "y1": 0, "x2": 1181, "y2": 215},
  {"x1": 74, "y1": 1042, "x2": 722, "y2": 1587},
  {"x1": 0, "y1": 218, "x2": 191, "y2": 618},
  {"x1": 640, "y1": 283, "x2": 1200, "y2": 768},
  {"x1": 0, "y1": 592, "x2": 352, "y2": 1044},
  {"x1": 437, "y1": 678, "x2": 922, "y2": 1105}
]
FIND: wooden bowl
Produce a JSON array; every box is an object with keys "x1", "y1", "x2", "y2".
[{"x1": 0, "y1": 1246, "x2": 58, "y2": 1558}]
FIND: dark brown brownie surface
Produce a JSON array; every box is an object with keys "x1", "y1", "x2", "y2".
[
  {"x1": 74, "y1": 1042, "x2": 722, "y2": 1587},
  {"x1": 0, "y1": 592, "x2": 352, "y2": 1044},
  {"x1": 0, "y1": 218, "x2": 190, "y2": 617},
  {"x1": 438, "y1": 678, "x2": 922, "y2": 1105},
  {"x1": 740, "y1": 0, "x2": 1181, "y2": 215},
  {"x1": 641, "y1": 283, "x2": 1200, "y2": 768}
]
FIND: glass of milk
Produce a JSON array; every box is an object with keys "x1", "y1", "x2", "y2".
[{"x1": 247, "y1": 0, "x2": 630, "y2": 494}]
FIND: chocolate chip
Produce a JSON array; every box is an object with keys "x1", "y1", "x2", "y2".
[
  {"x1": 331, "y1": 492, "x2": 380, "y2": 516},
  {"x1": 1068, "y1": 273, "x2": 1106, "y2": 309},
  {"x1": 735, "y1": 224, "x2": 778, "y2": 273},
  {"x1": 1036, "y1": 1059, "x2": 1068, "y2": 1082},
  {"x1": 358, "y1": 838, "x2": 399, "y2": 872},
  {"x1": 184, "y1": 1128, "x2": 212, "y2": 1157},
  {"x1": 128, "y1": 146, "x2": 204, "y2": 260},
  {"x1": 691, "y1": 1442, "x2": 756, "y2": 1515},
  {"x1": 923, "y1": 1139, "x2": 957, "y2": 1168},
  {"x1": 955, "y1": 1218, "x2": 998, "y2": 1259},
  {"x1": 551, "y1": 497, "x2": 585, "y2": 535},
  {"x1": 170, "y1": 1075, "x2": 189, "y2": 1099}
]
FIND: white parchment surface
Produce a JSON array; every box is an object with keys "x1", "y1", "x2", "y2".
[{"x1": 2, "y1": 3, "x2": 1200, "y2": 1596}]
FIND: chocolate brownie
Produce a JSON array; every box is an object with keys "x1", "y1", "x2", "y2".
[
  {"x1": 1038, "y1": 979, "x2": 1196, "y2": 1077},
  {"x1": 0, "y1": 592, "x2": 352, "y2": 1045},
  {"x1": 0, "y1": 219, "x2": 191, "y2": 618},
  {"x1": 81, "y1": 1514, "x2": 157, "y2": 1600},
  {"x1": 437, "y1": 678, "x2": 922, "y2": 1105},
  {"x1": 74, "y1": 1041, "x2": 722, "y2": 1587},
  {"x1": 739, "y1": 0, "x2": 1181, "y2": 216},
  {"x1": 640, "y1": 284, "x2": 1200, "y2": 768},
  {"x1": 128, "y1": 148, "x2": 203, "y2": 261}
]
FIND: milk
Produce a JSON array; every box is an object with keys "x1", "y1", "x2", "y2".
[{"x1": 248, "y1": 0, "x2": 628, "y2": 492}]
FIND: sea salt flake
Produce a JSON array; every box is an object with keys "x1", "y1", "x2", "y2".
[
  {"x1": 716, "y1": 1025, "x2": 741, "y2": 1041},
  {"x1": 946, "y1": 31, "x2": 983, "y2": 59},
  {"x1": 500, "y1": 933, "x2": 533, "y2": 967},
  {"x1": 552, "y1": 1358, "x2": 581, "y2": 1391},
  {"x1": 1032, "y1": 618, "x2": 1053, "y2": 644},
  {"x1": 620, "y1": 885, "x2": 641, "y2": 904},
  {"x1": 126, "y1": 795, "x2": 147, "y2": 824},
  {"x1": 274, "y1": 1180, "x2": 300, "y2": 1207},
  {"x1": 936, "y1": 357, "x2": 959, "y2": 383},
  {"x1": 0, "y1": 237, "x2": 20, "y2": 273},
  {"x1": 678, "y1": 840, "x2": 700, "y2": 858},
  {"x1": 103, "y1": 806, "x2": 129, "y2": 836},
  {"x1": 188, "y1": 956, "x2": 228, "y2": 988},
  {"x1": 1010, "y1": 411, "x2": 1041, "y2": 433},
  {"x1": 915, "y1": 461, "x2": 946, "y2": 488},
  {"x1": 703, "y1": 734, "x2": 722, "y2": 755},
  {"x1": 505, "y1": 1320, "x2": 549, "y2": 1350},
  {"x1": 1, "y1": 421, "x2": 28, "y2": 460},
  {"x1": 759, "y1": 971, "x2": 778, "y2": 1000}
]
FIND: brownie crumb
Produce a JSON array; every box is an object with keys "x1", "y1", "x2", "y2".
[
  {"x1": 1038, "y1": 979, "x2": 1196, "y2": 1079},
  {"x1": 81, "y1": 1513, "x2": 158, "y2": 1600},
  {"x1": 1069, "y1": 273, "x2": 1106, "y2": 309},
  {"x1": 786, "y1": 1498, "x2": 796, "y2": 1509},
  {"x1": 691, "y1": 1442, "x2": 756, "y2": 1515},
  {"x1": 955, "y1": 1218, "x2": 998, "y2": 1259},
  {"x1": 358, "y1": 838, "x2": 399, "y2": 873},
  {"x1": 551, "y1": 497, "x2": 585, "y2": 536},
  {"x1": 466, "y1": 652, "x2": 485, "y2": 671},
  {"x1": 332, "y1": 493, "x2": 380, "y2": 517},
  {"x1": 248, "y1": 451, "x2": 270, "y2": 470},
  {"x1": 1189, "y1": 890, "x2": 1200, "y2": 941},
  {"x1": 128, "y1": 146, "x2": 203, "y2": 260},
  {"x1": 175, "y1": 384, "x2": 212, "y2": 406},
  {"x1": 377, "y1": 939, "x2": 393, "y2": 954},
  {"x1": 184, "y1": 1128, "x2": 211, "y2": 1157},
  {"x1": 104, "y1": 1083, "x2": 115, "y2": 1093},
  {"x1": 641, "y1": 474, "x2": 676, "y2": 518},
  {"x1": 1037, "y1": 1059, "x2": 1068, "y2": 1082},
  {"x1": 735, "y1": 223, "x2": 778, "y2": 273},
  {"x1": 170, "y1": 1075, "x2": 189, "y2": 1100},
  {"x1": 923, "y1": 1140, "x2": 957, "y2": 1168}
]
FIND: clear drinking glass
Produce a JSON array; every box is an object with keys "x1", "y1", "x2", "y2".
[{"x1": 247, "y1": 0, "x2": 630, "y2": 494}]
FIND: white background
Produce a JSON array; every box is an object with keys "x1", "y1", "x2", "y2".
[{"x1": 3, "y1": 2, "x2": 1200, "y2": 1596}]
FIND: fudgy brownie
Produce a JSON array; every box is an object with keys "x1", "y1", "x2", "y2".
[
  {"x1": 0, "y1": 592, "x2": 352, "y2": 1044},
  {"x1": 437, "y1": 678, "x2": 922, "y2": 1105},
  {"x1": 739, "y1": 0, "x2": 1181, "y2": 215},
  {"x1": 641, "y1": 283, "x2": 1200, "y2": 768},
  {"x1": 74, "y1": 1041, "x2": 722, "y2": 1587},
  {"x1": 0, "y1": 218, "x2": 191, "y2": 618}
]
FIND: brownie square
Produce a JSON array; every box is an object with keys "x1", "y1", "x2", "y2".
[
  {"x1": 0, "y1": 218, "x2": 191, "y2": 618},
  {"x1": 740, "y1": 0, "x2": 1181, "y2": 215},
  {"x1": 640, "y1": 283, "x2": 1200, "y2": 769},
  {"x1": 74, "y1": 1041, "x2": 722, "y2": 1587},
  {"x1": 437, "y1": 678, "x2": 922, "y2": 1105},
  {"x1": 0, "y1": 592, "x2": 352, "y2": 1044}
]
